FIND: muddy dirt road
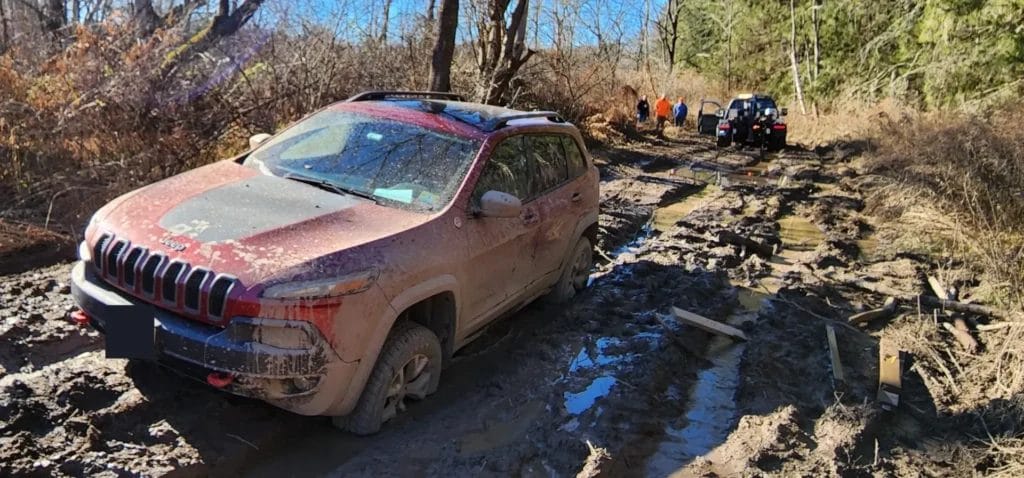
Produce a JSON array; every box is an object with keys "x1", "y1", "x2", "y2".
[{"x1": 0, "y1": 131, "x2": 988, "y2": 477}]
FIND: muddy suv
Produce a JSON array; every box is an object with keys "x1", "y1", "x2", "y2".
[{"x1": 70, "y1": 91, "x2": 600, "y2": 434}]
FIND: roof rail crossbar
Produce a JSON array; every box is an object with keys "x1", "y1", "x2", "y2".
[
  {"x1": 483, "y1": 111, "x2": 564, "y2": 131},
  {"x1": 346, "y1": 90, "x2": 466, "y2": 102}
]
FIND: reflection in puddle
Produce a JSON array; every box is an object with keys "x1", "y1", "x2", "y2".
[{"x1": 653, "y1": 186, "x2": 715, "y2": 232}]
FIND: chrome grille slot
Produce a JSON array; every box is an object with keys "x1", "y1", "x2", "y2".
[
  {"x1": 162, "y1": 262, "x2": 188, "y2": 303},
  {"x1": 208, "y1": 276, "x2": 236, "y2": 317},
  {"x1": 184, "y1": 268, "x2": 210, "y2": 310},
  {"x1": 105, "y1": 240, "x2": 128, "y2": 279},
  {"x1": 141, "y1": 253, "x2": 164, "y2": 295},
  {"x1": 122, "y1": 247, "x2": 146, "y2": 286}
]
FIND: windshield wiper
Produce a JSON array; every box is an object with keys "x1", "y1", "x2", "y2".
[{"x1": 282, "y1": 173, "x2": 378, "y2": 203}]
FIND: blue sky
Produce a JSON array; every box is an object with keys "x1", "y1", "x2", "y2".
[{"x1": 255, "y1": 0, "x2": 658, "y2": 47}]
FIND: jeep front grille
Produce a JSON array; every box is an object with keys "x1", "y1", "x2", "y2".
[{"x1": 92, "y1": 233, "x2": 238, "y2": 319}]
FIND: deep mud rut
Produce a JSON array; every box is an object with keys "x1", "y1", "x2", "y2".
[{"x1": 0, "y1": 131, "x2": 978, "y2": 477}]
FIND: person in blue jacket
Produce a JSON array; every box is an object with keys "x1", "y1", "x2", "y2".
[{"x1": 673, "y1": 97, "x2": 688, "y2": 128}]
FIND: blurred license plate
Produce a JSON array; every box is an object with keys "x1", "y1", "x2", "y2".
[{"x1": 104, "y1": 303, "x2": 156, "y2": 360}]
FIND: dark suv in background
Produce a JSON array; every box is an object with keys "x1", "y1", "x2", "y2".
[{"x1": 698, "y1": 93, "x2": 788, "y2": 151}]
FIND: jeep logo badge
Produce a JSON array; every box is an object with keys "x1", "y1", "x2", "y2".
[{"x1": 160, "y1": 237, "x2": 187, "y2": 252}]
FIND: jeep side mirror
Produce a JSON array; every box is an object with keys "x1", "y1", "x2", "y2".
[
  {"x1": 780, "y1": 108, "x2": 788, "y2": 116},
  {"x1": 249, "y1": 133, "x2": 272, "y2": 149},
  {"x1": 715, "y1": 109, "x2": 725, "y2": 118},
  {"x1": 479, "y1": 190, "x2": 522, "y2": 218}
]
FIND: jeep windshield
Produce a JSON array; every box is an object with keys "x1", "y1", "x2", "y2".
[{"x1": 244, "y1": 110, "x2": 481, "y2": 212}]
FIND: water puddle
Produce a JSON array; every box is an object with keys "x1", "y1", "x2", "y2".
[
  {"x1": 653, "y1": 186, "x2": 715, "y2": 232},
  {"x1": 777, "y1": 214, "x2": 825, "y2": 251},
  {"x1": 564, "y1": 376, "x2": 617, "y2": 415},
  {"x1": 645, "y1": 297, "x2": 767, "y2": 477}
]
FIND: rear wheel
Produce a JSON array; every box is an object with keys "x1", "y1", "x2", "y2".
[
  {"x1": 716, "y1": 135, "x2": 731, "y2": 147},
  {"x1": 545, "y1": 236, "x2": 593, "y2": 304},
  {"x1": 336, "y1": 322, "x2": 442, "y2": 435}
]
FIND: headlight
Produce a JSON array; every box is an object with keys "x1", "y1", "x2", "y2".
[
  {"x1": 261, "y1": 268, "x2": 379, "y2": 300},
  {"x1": 78, "y1": 241, "x2": 91, "y2": 262}
]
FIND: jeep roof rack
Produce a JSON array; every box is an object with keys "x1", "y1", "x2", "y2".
[
  {"x1": 346, "y1": 90, "x2": 467, "y2": 102},
  {"x1": 482, "y1": 112, "x2": 564, "y2": 132}
]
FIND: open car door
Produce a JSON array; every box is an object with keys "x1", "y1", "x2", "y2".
[{"x1": 697, "y1": 100, "x2": 722, "y2": 135}]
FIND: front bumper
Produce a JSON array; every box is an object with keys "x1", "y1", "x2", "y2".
[{"x1": 70, "y1": 261, "x2": 337, "y2": 403}]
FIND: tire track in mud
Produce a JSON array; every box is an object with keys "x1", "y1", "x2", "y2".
[{"x1": 1, "y1": 134, "x2": 847, "y2": 477}]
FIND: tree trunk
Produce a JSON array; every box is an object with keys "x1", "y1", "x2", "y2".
[
  {"x1": 0, "y1": 0, "x2": 10, "y2": 50},
  {"x1": 380, "y1": 0, "x2": 391, "y2": 41},
  {"x1": 426, "y1": 0, "x2": 435, "y2": 21},
  {"x1": 428, "y1": 0, "x2": 458, "y2": 92},
  {"x1": 812, "y1": 0, "x2": 821, "y2": 82},
  {"x1": 134, "y1": 0, "x2": 160, "y2": 36},
  {"x1": 789, "y1": 0, "x2": 807, "y2": 114},
  {"x1": 44, "y1": 0, "x2": 65, "y2": 35},
  {"x1": 159, "y1": 0, "x2": 266, "y2": 80}
]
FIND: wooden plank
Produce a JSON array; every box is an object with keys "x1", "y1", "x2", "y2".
[
  {"x1": 927, "y1": 275, "x2": 951, "y2": 301},
  {"x1": 825, "y1": 324, "x2": 845, "y2": 383},
  {"x1": 877, "y1": 338, "x2": 902, "y2": 410},
  {"x1": 670, "y1": 306, "x2": 748, "y2": 342},
  {"x1": 848, "y1": 297, "x2": 897, "y2": 325}
]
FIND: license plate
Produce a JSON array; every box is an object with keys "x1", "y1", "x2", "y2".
[{"x1": 104, "y1": 303, "x2": 156, "y2": 360}]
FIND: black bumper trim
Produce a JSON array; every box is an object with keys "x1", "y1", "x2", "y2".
[{"x1": 70, "y1": 261, "x2": 329, "y2": 378}]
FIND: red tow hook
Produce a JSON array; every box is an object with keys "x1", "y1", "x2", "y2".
[
  {"x1": 70, "y1": 310, "x2": 90, "y2": 327},
  {"x1": 207, "y1": 372, "x2": 235, "y2": 388}
]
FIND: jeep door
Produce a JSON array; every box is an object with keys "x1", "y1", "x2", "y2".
[
  {"x1": 521, "y1": 134, "x2": 590, "y2": 293},
  {"x1": 697, "y1": 100, "x2": 722, "y2": 135},
  {"x1": 460, "y1": 135, "x2": 542, "y2": 332}
]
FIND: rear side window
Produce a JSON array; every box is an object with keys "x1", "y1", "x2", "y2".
[
  {"x1": 473, "y1": 136, "x2": 533, "y2": 204},
  {"x1": 528, "y1": 136, "x2": 568, "y2": 195},
  {"x1": 561, "y1": 137, "x2": 587, "y2": 178}
]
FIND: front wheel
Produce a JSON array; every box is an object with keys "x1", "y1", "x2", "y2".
[
  {"x1": 336, "y1": 322, "x2": 442, "y2": 435},
  {"x1": 545, "y1": 236, "x2": 593, "y2": 304}
]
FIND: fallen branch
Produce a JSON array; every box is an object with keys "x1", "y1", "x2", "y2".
[
  {"x1": 848, "y1": 296, "x2": 897, "y2": 325},
  {"x1": 837, "y1": 276, "x2": 1015, "y2": 320},
  {"x1": 942, "y1": 321, "x2": 979, "y2": 354},
  {"x1": 977, "y1": 322, "x2": 1024, "y2": 331}
]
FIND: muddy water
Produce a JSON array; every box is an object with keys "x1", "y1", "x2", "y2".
[
  {"x1": 652, "y1": 186, "x2": 714, "y2": 232},
  {"x1": 777, "y1": 214, "x2": 825, "y2": 251}
]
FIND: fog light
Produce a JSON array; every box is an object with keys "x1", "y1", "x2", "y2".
[{"x1": 291, "y1": 376, "x2": 317, "y2": 392}]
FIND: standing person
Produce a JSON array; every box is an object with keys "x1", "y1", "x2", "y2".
[
  {"x1": 636, "y1": 95, "x2": 650, "y2": 126},
  {"x1": 673, "y1": 97, "x2": 688, "y2": 128},
  {"x1": 654, "y1": 94, "x2": 672, "y2": 130}
]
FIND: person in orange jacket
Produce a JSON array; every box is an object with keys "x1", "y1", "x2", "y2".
[{"x1": 654, "y1": 94, "x2": 672, "y2": 129}]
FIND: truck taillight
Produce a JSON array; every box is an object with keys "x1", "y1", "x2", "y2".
[
  {"x1": 719, "y1": 124, "x2": 731, "y2": 129},
  {"x1": 772, "y1": 124, "x2": 787, "y2": 130}
]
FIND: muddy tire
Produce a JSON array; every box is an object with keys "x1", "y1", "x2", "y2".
[
  {"x1": 335, "y1": 322, "x2": 442, "y2": 435},
  {"x1": 545, "y1": 236, "x2": 593, "y2": 304},
  {"x1": 716, "y1": 136, "x2": 731, "y2": 148}
]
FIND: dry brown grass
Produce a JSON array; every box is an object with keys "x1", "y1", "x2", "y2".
[{"x1": 859, "y1": 102, "x2": 1024, "y2": 476}]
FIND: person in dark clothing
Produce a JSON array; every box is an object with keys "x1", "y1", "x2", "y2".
[{"x1": 636, "y1": 95, "x2": 650, "y2": 125}]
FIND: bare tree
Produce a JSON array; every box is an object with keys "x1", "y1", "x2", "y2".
[
  {"x1": 428, "y1": 0, "x2": 458, "y2": 91},
  {"x1": 470, "y1": 0, "x2": 535, "y2": 105},
  {"x1": 789, "y1": 0, "x2": 807, "y2": 114},
  {"x1": 655, "y1": 0, "x2": 683, "y2": 73}
]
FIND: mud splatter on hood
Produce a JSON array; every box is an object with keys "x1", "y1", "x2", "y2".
[{"x1": 89, "y1": 160, "x2": 434, "y2": 284}]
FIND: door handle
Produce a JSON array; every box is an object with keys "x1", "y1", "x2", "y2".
[{"x1": 571, "y1": 192, "x2": 582, "y2": 203}]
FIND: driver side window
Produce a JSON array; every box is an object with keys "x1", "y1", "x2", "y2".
[{"x1": 472, "y1": 136, "x2": 532, "y2": 206}]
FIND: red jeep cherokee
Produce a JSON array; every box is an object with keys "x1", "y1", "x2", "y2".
[{"x1": 70, "y1": 91, "x2": 600, "y2": 434}]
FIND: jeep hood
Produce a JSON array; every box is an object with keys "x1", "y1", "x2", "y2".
[{"x1": 90, "y1": 160, "x2": 435, "y2": 284}]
